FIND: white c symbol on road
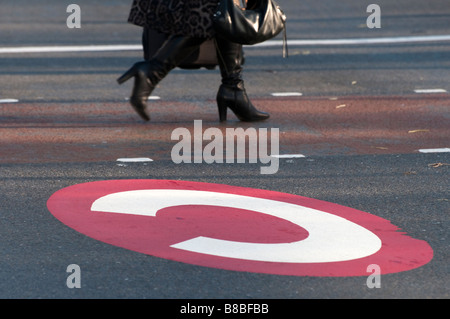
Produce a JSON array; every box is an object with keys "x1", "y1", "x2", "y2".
[{"x1": 91, "y1": 189, "x2": 382, "y2": 263}]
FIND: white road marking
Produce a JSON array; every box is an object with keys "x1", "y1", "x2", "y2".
[
  {"x1": 0, "y1": 99, "x2": 19, "y2": 103},
  {"x1": 271, "y1": 154, "x2": 306, "y2": 158},
  {"x1": 256, "y1": 34, "x2": 450, "y2": 47},
  {"x1": 414, "y1": 89, "x2": 447, "y2": 94},
  {"x1": 116, "y1": 158, "x2": 153, "y2": 163},
  {"x1": 125, "y1": 96, "x2": 161, "y2": 101},
  {"x1": 91, "y1": 189, "x2": 382, "y2": 263},
  {"x1": 0, "y1": 45, "x2": 142, "y2": 54},
  {"x1": 271, "y1": 92, "x2": 303, "y2": 97},
  {"x1": 418, "y1": 148, "x2": 450, "y2": 153},
  {"x1": 2, "y1": 35, "x2": 450, "y2": 54}
]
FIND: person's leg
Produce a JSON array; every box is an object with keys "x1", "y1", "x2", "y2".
[
  {"x1": 215, "y1": 35, "x2": 269, "y2": 122},
  {"x1": 118, "y1": 35, "x2": 205, "y2": 121},
  {"x1": 142, "y1": 27, "x2": 168, "y2": 61}
]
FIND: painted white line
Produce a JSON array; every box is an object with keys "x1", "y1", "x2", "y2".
[
  {"x1": 0, "y1": 99, "x2": 19, "y2": 103},
  {"x1": 125, "y1": 96, "x2": 161, "y2": 101},
  {"x1": 418, "y1": 148, "x2": 450, "y2": 153},
  {"x1": 414, "y1": 89, "x2": 447, "y2": 94},
  {"x1": 2, "y1": 35, "x2": 450, "y2": 54},
  {"x1": 271, "y1": 92, "x2": 303, "y2": 97},
  {"x1": 116, "y1": 158, "x2": 153, "y2": 163},
  {"x1": 271, "y1": 154, "x2": 306, "y2": 158},
  {"x1": 256, "y1": 34, "x2": 450, "y2": 47},
  {"x1": 0, "y1": 45, "x2": 142, "y2": 54}
]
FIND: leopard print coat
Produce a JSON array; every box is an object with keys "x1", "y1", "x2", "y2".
[{"x1": 127, "y1": 0, "x2": 219, "y2": 39}]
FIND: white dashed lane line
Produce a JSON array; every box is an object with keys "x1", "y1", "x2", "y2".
[
  {"x1": 117, "y1": 158, "x2": 154, "y2": 163},
  {"x1": 271, "y1": 92, "x2": 303, "y2": 97},
  {"x1": 414, "y1": 89, "x2": 447, "y2": 94},
  {"x1": 418, "y1": 148, "x2": 450, "y2": 153},
  {"x1": 271, "y1": 154, "x2": 306, "y2": 158},
  {"x1": 0, "y1": 99, "x2": 19, "y2": 103}
]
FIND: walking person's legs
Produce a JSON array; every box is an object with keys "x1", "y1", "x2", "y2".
[
  {"x1": 215, "y1": 35, "x2": 270, "y2": 122},
  {"x1": 118, "y1": 35, "x2": 205, "y2": 121}
]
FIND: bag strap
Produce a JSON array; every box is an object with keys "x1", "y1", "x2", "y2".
[{"x1": 282, "y1": 20, "x2": 288, "y2": 58}]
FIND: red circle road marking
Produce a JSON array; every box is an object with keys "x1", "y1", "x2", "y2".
[{"x1": 47, "y1": 179, "x2": 433, "y2": 277}]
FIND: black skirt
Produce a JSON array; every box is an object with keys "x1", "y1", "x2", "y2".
[
  {"x1": 127, "y1": 0, "x2": 218, "y2": 39},
  {"x1": 142, "y1": 28, "x2": 218, "y2": 69}
]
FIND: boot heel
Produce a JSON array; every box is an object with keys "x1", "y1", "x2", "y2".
[
  {"x1": 217, "y1": 100, "x2": 228, "y2": 122},
  {"x1": 117, "y1": 66, "x2": 136, "y2": 85}
]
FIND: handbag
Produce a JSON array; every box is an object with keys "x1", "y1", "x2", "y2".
[{"x1": 213, "y1": 0, "x2": 288, "y2": 57}]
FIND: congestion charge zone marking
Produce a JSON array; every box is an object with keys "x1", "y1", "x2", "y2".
[{"x1": 47, "y1": 179, "x2": 433, "y2": 277}]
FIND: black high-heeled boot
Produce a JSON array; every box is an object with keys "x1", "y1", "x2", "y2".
[
  {"x1": 117, "y1": 35, "x2": 205, "y2": 121},
  {"x1": 215, "y1": 35, "x2": 270, "y2": 122}
]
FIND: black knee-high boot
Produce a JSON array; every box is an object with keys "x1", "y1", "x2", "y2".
[
  {"x1": 215, "y1": 35, "x2": 270, "y2": 122},
  {"x1": 117, "y1": 35, "x2": 205, "y2": 121}
]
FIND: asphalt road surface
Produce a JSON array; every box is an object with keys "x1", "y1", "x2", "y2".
[{"x1": 0, "y1": 0, "x2": 449, "y2": 303}]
